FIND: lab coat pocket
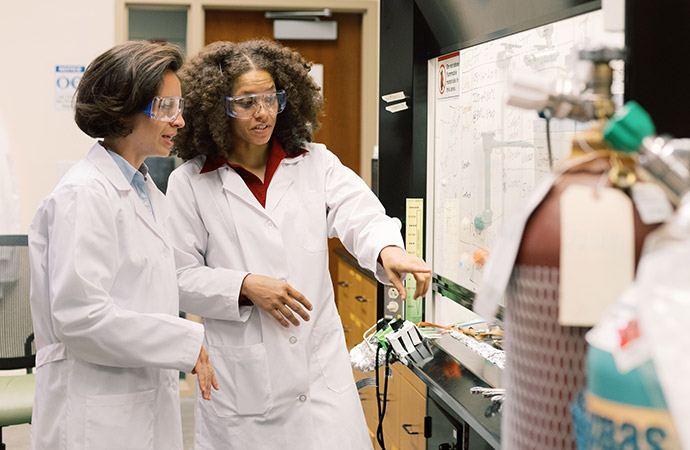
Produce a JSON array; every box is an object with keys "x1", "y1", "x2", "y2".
[
  {"x1": 296, "y1": 191, "x2": 328, "y2": 253},
  {"x1": 85, "y1": 389, "x2": 155, "y2": 450},
  {"x1": 209, "y1": 343, "x2": 273, "y2": 417},
  {"x1": 313, "y1": 318, "x2": 354, "y2": 393}
]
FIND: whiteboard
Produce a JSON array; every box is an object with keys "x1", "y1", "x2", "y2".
[{"x1": 427, "y1": 10, "x2": 623, "y2": 295}]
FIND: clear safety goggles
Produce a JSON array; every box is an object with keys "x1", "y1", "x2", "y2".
[
  {"x1": 142, "y1": 96, "x2": 185, "y2": 122},
  {"x1": 224, "y1": 90, "x2": 286, "y2": 119}
]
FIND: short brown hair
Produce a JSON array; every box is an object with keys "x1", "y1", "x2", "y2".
[
  {"x1": 74, "y1": 41, "x2": 185, "y2": 138},
  {"x1": 174, "y1": 39, "x2": 323, "y2": 160}
]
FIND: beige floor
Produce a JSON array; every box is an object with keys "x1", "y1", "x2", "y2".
[{"x1": 3, "y1": 376, "x2": 197, "y2": 450}]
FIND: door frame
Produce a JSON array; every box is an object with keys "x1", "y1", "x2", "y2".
[{"x1": 115, "y1": 0, "x2": 379, "y2": 185}]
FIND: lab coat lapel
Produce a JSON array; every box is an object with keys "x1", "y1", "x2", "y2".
[
  {"x1": 266, "y1": 152, "x2": 309, "y2": 215},
  {"x1": 87, "y1": 143, "x2": 131, "y2": 192},
  {"x1": 143, "y1": 178, "x2": 173, "y2": 247},
  {"x1": 87, "y1": 144, "x2": 170, "y2": 247},
  {"x1": 220, "y1": 167, "x2": 268, "y2": 216},
  {"x1": 265, "y1": 158, "x2": 297, "y2": 215}
]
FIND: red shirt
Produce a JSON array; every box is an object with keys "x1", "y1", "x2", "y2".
[{"x1": 200, "y1": 139, "x2": 307, "y2": 208}]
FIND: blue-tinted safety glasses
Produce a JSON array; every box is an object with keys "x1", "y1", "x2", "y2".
[
  {"x1": 142, "y1": 96, "x2": 185, "y2": 122},
  {"x1": 224, "y1": 90, "x2": 286, "y2": 119}
]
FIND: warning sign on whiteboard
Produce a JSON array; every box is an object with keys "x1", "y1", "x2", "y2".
[
  {"x1": 436, "y1": 52, "x2": 459, "y2": 100},
  {"x1": 54, "y1": 65, "x2": 84, "y2": 112}
]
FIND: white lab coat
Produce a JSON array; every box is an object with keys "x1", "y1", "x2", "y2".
[
  {"x1": 166, "y1": 142, "x2": 404, "y2": 450},
  {"x1": 28, "y1": 143, "x2": 205, "y2": 450}
]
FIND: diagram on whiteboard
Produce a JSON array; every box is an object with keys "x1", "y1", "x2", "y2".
[{"x1": 428, "y1": 10, "x2": 620, "y2": 293}]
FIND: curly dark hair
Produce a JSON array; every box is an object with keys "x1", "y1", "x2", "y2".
[
  {"x1": 74, "y1": 41, "x2": 185, "y2": 138},
  {"x1": 173, "y1": 39, "x2": 323, "y2": 160}
]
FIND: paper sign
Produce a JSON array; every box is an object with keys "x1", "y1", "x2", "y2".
[
  {"x1": 405, "y1": 198, "x2": 424, "y2": 323},
  {"x1": 54, "y1": 65, "x2": 84, "y2": 112},
  {"x1": 436, "y1": 52, "x2": 460, "y2": 99},
  {"x1": 559, "y1": 185, "x2": 634, "y2": 326}
]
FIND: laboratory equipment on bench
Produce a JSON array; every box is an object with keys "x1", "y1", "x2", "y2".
[
  {"x1": 349, "y1": 318, "x2": 430, "y2": 450},
  {"x1": 349, "y1": 318, "x2": 427, "y2": 374}
]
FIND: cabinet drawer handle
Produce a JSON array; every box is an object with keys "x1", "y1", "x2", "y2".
[
  {"x1": 338, "y1": 281, "x2": 349, "y2": 287},
  {"x1": 355, "y1": 295, "x2": 369, "y2": 303},
  {"x1": 402, "y1": 424, "x2": 419, "y2": 435}
]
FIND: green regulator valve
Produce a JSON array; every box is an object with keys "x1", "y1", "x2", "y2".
[{"x1": 603, "y1": 101, "x2": 656, "y2": 152}]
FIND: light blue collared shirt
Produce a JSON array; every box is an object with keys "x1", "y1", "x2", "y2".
[{"x1": 105, "y1": 148, "x2": 155, "y2": 220}]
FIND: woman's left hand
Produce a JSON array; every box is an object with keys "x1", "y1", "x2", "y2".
[
  {"x1": 378, "y1": 246, "x2": 431, "y2": 300},
  {"x1": 192, "y1": 346, "x2": 220, "y2": 400}
]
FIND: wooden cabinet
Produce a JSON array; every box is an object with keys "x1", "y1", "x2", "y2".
[
  {"x1": 335, "y1": 253, "x2": 427, "y2": 450},
  {"x1": 393, "y1": 363, "x2": 427, "y2": 450},
  {"x1": 361, "y1": 362, "x2": 428, "y2": 450},
  {"x1": 336, "y1": 257, "x2": 377, "y2": 351}
]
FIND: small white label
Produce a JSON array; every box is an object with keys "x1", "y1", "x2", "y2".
[
  {"x1": 613, "y1": 334, "x2": 651, "y2": 374},
  {"x1": 631, "y1": 182, "x2": 673, "y2": 224},
  {"x1": 385, "y1": 101, "x2": 408, "y2": 113},
  {"x1": 381, "y1": 91, "x2": 406, "y2": 103},
  {"x1": 559, "y1": 185, "x2": 635, "y2": 326}
]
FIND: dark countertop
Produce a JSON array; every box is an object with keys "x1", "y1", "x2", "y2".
[{"x1": 403, "y1": 334, "x2": 502, "y2": 448}]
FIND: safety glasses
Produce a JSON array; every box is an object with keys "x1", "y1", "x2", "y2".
[
  {"x1": 142, "y1": 96, "x2": 185, "y2": 122},
  {"x1": 224, "y1": 90, "x2": 286, "y2": 119}
]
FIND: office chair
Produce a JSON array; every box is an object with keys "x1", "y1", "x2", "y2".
[{"x1": 0, "y1": 235, "x2": 35, "y2": 450}]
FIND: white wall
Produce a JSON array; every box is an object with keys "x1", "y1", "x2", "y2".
[{"x1": 0, "y1": 0, "x2": 116, "y2": 231}]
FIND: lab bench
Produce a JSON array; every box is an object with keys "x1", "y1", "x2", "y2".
[
  {"x1": 406, "y1": 334, "x2": 501, "y2": 449},
  {"x1": 334, "y1": 249, "x2": 502, "y2": 449}
]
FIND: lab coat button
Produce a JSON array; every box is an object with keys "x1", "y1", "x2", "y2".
[
  {"x1": 299, "y1": 394, "x2": 307, "y2": 402},
  {"x1": 289, "y1": 336, "x2": 297, "y2": 344},
  {"x1": 266, "y1": 221, "x2": 274, "y2": 229}
]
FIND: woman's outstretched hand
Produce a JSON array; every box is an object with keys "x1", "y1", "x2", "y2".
[{"x1": 379, "y1": 246, "x2": 431, "y2": 300}]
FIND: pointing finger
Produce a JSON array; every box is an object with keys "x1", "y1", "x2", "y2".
[{"x1": 387, "y1": 269, "x2": 406, "y2": 301}]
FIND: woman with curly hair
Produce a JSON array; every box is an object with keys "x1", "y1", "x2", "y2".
[
  {"x1": 166, "y1": 39, "x2": 431, "y2": 450},
  {"x1": 28, "y1": 41, "x2": 218, "y2": 450}
]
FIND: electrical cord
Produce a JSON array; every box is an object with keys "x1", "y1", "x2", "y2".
[{"x1": 375, "y1": 343, "x2": 393, "y2": 450}]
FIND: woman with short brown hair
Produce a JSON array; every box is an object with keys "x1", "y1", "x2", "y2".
[{"x1": 29, "y1": 41, "x2": 217, "y2": 450}]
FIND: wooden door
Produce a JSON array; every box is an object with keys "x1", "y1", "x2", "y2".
[{"x1": 205, "y1": 10, "x2": 363, "y2": 294}]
